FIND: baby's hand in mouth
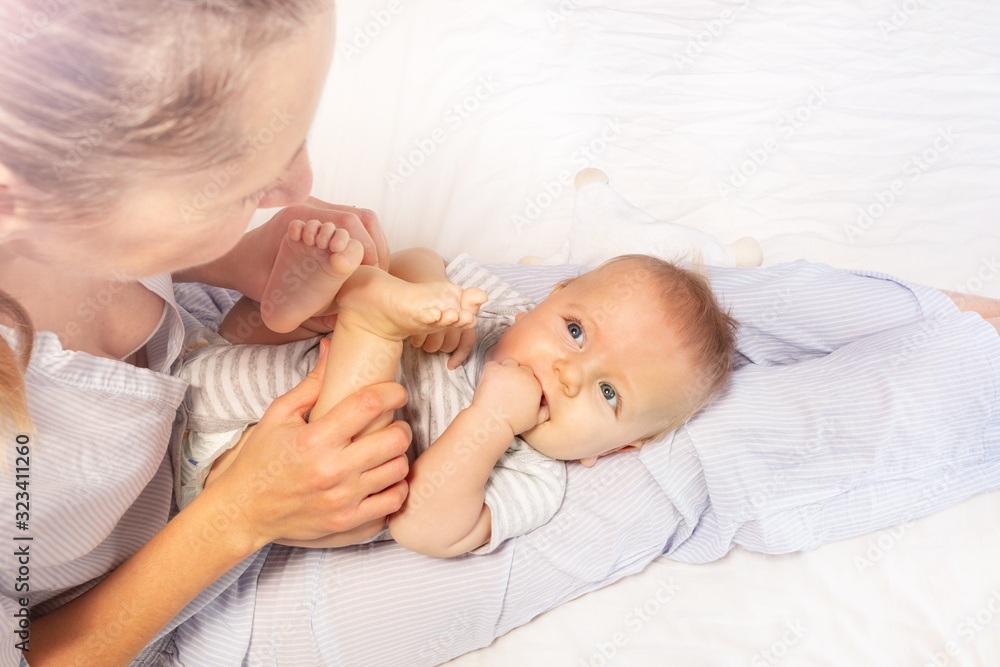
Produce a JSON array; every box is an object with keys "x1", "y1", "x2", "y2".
[{"x1": 537, "y1": 392, "x2": 550, "y2": 425}]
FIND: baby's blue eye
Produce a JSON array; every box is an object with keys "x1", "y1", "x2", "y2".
[
  {"x1": 600, "y1": 382, "x2": 618, "y2": 410},
  {"x1": 567, "y1": 321, "x2": 584, "y2": 345}
]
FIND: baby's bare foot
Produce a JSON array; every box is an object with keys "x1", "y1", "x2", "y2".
[
  {"x1": 261, "y1": 219, "x2": 364, "y2": 333},
  {"x1": 336, "y1": 266, "x2": 485, "y2": 341}
]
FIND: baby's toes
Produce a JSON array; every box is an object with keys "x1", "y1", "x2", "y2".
[
  {"x1": 326, "y1": 227, "x2": 351, "y2": 254},
  {"x1": 287, "y1": 219, "x2": 306, "y2": 242},
  {"x1": 329, "y1": 239, "x2": 364, "y2": 275},
  {"x1": 313, "y1": 222, "x2": 340, "y2": 250},
  {"x1": 455, "y1": 309, "x2": 477, "y2": 328},
  {"x1": 415, "y1": 306, "x2": 443, "y2": 325},
  {"x1": 434, "y1": 308, "x2": 461, "y2": 327},
  {"x1": 461, "y1": 287, "x2": 488, "y2": 313},
  {"x1": 300, "y1": 219, "x2": 324, "y2": 246}
]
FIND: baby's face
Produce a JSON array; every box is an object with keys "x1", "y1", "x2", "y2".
[{"x1": 490, "y1": 261, "x2": 696, "y2": 465}]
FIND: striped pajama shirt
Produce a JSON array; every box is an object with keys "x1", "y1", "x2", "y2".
[{"x1": 2, "y1": 260, "x2": 997, "y2": 667}]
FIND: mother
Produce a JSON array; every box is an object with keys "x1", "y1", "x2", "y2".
[
  {"x1": 0, "y1": 1, "x2": 415, "y2": 664},
  {"x1": 4, "y1": 1, "x2": 1000, "y2": 666}
]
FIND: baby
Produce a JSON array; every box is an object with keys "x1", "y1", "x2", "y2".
[{"x1": 176, "y1": 219, "x2": 738, "y2": 556}]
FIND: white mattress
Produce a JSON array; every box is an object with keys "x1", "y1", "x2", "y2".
[{"x1": 282, "y1": 0, "x2": 1000, "y2": 663}]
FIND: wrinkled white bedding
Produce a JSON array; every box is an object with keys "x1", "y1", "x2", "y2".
[{"x1": 292, "y1": 0, "x2": 1000, "y2": 664}]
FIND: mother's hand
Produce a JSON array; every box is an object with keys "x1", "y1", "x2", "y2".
[
  {"x1": 176, "y1": 198, "x2": 390, "y2": 309},
  {"x1": 205, "y1": 339, "x2": 411, "y2": 547}
]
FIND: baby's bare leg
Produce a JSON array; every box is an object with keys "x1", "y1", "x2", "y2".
[
  {"x1": 207, "y1": 266, "x2": 483, "y2": 549},
  {"x1": 311, "y1": 265, "x2": 486, "y2": 424}
]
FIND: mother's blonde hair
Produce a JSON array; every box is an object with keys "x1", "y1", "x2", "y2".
[{"x1": 0, "y1": 0, "x2": 331, "y2": 428}]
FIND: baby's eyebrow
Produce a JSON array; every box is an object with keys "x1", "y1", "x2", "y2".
[{"x1": 567, "y1": 301, "x2": 603, "y2": 338}]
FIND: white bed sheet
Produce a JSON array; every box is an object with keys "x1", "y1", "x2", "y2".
[{"x1": 291, "y1": 0, "x2": 1000, "y2": 664}]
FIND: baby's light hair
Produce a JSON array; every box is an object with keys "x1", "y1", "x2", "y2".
[{"x1": 582, "y1": 254, "x2": 739, "y2": 439}]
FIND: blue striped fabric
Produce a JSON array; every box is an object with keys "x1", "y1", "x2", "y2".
[
  {"x1": 3, "y1": 261, "x2": 999, "y2": 667},
  {"x1": 162, "y1": 260, "x2": 1000, "y2": 666}
]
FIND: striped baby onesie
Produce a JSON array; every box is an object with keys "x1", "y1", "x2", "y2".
[{"x1": 174, "y1": 255, "x2": 566, "y2": 551}]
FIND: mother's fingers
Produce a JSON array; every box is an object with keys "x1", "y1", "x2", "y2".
[
  {"x1": 264, "y1": 337, "x2": 330, "y2": 421},
  {"x1": 309, "y1": 381, "x2": 409, "y2": 442},
  {"x1": 357, "y1": 479, "x2": 410, "y2": 523},
  {"x1": 352, "y1": 418, "x2": 412, "y2": 466},
  {"x1": 447, "y1": 328, "x2": 477, "y2": 370}
]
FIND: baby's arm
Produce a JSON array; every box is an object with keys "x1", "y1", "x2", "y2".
[{"x1": 388, "y1": 359, "x2": 543, "y2": 557}]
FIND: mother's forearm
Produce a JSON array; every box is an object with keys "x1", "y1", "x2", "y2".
[{"x1": 27, "y1": 486, "x2": 262, "y2": 666}]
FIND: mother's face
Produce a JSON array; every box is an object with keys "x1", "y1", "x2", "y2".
[{"x1": 13, "y1": 10, "x2": 336, "y2": 279}]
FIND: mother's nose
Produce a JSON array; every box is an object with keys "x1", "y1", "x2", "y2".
[{"x1": 258, "y1": 144, "x2": 314, "y2": 209}]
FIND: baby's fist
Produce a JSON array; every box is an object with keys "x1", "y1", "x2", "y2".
[{"x1": 473, "y1": 359, "x2": 543, "y2": 435}]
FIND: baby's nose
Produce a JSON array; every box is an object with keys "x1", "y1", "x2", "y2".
[{"x1": 554, "y1": 359, "x2": 581, "y2": 396}]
